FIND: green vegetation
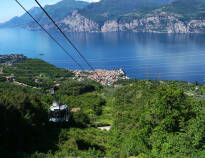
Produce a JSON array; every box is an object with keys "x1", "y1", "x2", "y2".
[
  {"x1": 2, "y1": 59, "x2": 205, "y2": 157},
  {"x1": 78, "y1": 0, "x2": 205, "y2": 25},
  {"x1": 117, "y1": 0, "x2": 205, "y2": 24},
  {"x1": 78, "y1": 0, "x2": 205, "y2": 27},
  {"x1": 107, "y1": 80, "x2": 205, "y2": 157},
  {"x1": 79, "y1": 0, "x2": 170, "y2": 24},
  {"x1": 4, "y1": 0, "x2": 205, "y2": 33},
  {"x1": 158, "y1": 0, "x2": 205, "y2": 22},
  {"x1": 3, "y1": 59, "x2": 74, "y2": 89},
  {"x1": 0, "y1": 77, "x2": 107, "y2": 157},
  {"x1": 44, "y1": 0, "x2": 89, "y2": 21}
]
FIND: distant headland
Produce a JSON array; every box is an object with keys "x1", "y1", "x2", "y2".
[{"x1": 0, "y1": 54, "x2": 26, "y2": 65}]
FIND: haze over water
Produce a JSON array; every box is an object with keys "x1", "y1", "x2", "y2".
[{"x1": 1, "y1": 28, "x2": 205, "y2": 82}]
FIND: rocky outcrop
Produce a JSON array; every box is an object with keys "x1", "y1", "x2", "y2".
[
  {"x1": 187, "y1": 20, "x2": 205, "y2": 33},
  {"x1": 2, "y1": 0, "x2": 205, "y2": 33},
  {"x1": 59, "y1": 10, "x2": 100, "y2": 32},
  {"x1": 0, "y1": 54, "x2": 26, "y2": 65},
  {"x1": 101, "y1": 21, "x2": 120, "y2": 32},
  {"x1": 52, "y1": 10, "x2": 205, "y2": 33},
  {"x1": 8, "y1": 9, "x2": 205, "y2": 33},
  {"x1": 101, "y1": 12, "x2": 205, "y2": 33}
]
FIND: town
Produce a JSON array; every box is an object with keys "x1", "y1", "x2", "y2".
[
  {"x1": 0, "y1": 54, "x2": 129, "y2": 86},
  {"x1": 71, "y1": 69, "x2": 129, "y2": 86}
]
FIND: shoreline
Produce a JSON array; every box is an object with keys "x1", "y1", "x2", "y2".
[{"x1": 1, "y1": 54, "x2": 205, "y2": 84}]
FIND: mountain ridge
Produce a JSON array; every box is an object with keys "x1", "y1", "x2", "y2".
[
  {"x1": 55, "y1": 0, "x2": 205, "y2": 33},
  {"x1": 2, "y1": 0, "x2": 205, "y2": 33},
  {"x1": 78, "y1": 0, "x2": 174, "y2": 24},
  {"x1": 0, "y1": 0, "x2": 89, "y2": 29}
]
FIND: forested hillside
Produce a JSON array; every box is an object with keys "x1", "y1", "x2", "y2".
[
  {"x1": 1, "y1": 59, "x2": 205, "y2": 157},
  {"x1": 79, "y1": 0, "x2": 173, "y2": 24}
]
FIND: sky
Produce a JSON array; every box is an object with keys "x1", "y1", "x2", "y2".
[{"x1": 0, "y1": 0, "x2": 100, "y2": 23}]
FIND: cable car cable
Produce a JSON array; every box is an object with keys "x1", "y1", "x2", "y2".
[
  {"x1": 14, "y1": 0, "x2": 84, "y2": 70},
  {"x1": 34, "y1": 0, "x2": 96, "y2": 71}
]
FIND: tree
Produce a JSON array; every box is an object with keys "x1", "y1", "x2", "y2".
[
  {"x1": 141, "y1": 85, "x2": 205, "y2": 157},
  {"x1": 73, "y1": 110, "x2": 90, "y2": 127}
]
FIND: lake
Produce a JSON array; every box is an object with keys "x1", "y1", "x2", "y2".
[{"x1": 1, "y1": 28, "x2": 205, "y2": 82}]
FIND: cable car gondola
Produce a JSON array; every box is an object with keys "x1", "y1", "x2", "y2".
[
  {"x1": 49, "y1": 87, "x2": 70, "y2": 123},
  {"x1": 49, "y1": 101, "x2": 70, "y2": 123}
]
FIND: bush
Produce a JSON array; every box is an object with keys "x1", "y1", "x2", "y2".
[
  {"x1": 73, "y1": 110, "x2": 90, "y2": 127},
  {"x1": 0, "y1": 76, "x2": 6, "y2": 82}
]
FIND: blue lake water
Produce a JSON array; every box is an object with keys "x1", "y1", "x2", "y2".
[{"x1": 1, "y1": 28, "x2": 205, "y2": 82}]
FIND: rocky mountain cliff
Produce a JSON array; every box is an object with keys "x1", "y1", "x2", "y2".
[
  {"x1": 100, "y1": 14, "x2": 205, "y2": 33},
  {"x1": 56, "y1": 0, "x2": 205, "y2": 33},
  {"x1": 0, "y1": 0, "x2": 89, "y2": 28},
  {"x1": 53, "y1": 0, "x2": 205, "y2": 33},
  {"x1": 2, "y1": 0, "x2": 205, "y2": 33},
  {"x1": 78, "y1": 0, "x2": 174, "y2": 24}
]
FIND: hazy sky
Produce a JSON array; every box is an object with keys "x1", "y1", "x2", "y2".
[{"x1": 0, "y1": 0, "x2": 100, "y2": 23}]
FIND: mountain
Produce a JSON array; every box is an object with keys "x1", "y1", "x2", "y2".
[
  {"x1": 56, "y1": 0, "x2": 205, "y2": 33},
  {"x1": 78, "y1": 0, "x2": 174, "y2": 24},
  {"x1": 0, "y1": 0, "x2": 89, "y2": 29},
  {"x1": 2, "y1": 0, "x2": 205, "y2": 33},
  {"x1": 56, "y1": 0, "x2": 175, "y2": 32},
  {"x1": 103, "y1": 0, "x2": 205, "y2": 33},
  {"x1": 1, "y1": 7, "x2": 41, "y2": 28},
  {"x1": 1, "y1": 0, "x2": 172, "y2": 29},
  {"x1": 158, "y1": 0, "x2": 205, "y2": 21}
]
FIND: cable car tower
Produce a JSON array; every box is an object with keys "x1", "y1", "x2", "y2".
[{"x1": 49, "y1": 88, "x2": 70, "y2": 123}]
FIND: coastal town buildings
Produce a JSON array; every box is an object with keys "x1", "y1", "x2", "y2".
[{"x1": 71, "y1": 69, "x2": 128, "y2": 86}]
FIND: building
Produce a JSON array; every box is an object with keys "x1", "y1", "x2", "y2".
[{"x1": 6, "y1": 76, "x2": 16, "y2": 82}]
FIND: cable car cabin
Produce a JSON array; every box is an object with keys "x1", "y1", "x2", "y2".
[{"x1": 49, "y1": 101, "x2": 70, "y2": 123}]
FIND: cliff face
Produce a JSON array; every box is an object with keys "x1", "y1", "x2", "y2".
[
  {"x1": 2, "y1": 0, "x2": 205, "y2": 33},
  {"x1": 52, "y1": 0, "x2": 205, "y2": 33},
  {"x1": 102, "y1": 14, "x2": 205, "y2": 33},
  {"x1": 0, "y1": 0, "x2": 89, "y2": 29},
  {"x1": 56, "y1": 11, "x2": 205, "y2": 33},
  {"x1": 59, "y1": 11, "x2": 100, "y2": 32}
]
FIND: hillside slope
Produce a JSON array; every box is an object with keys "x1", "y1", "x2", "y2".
[
  {"x1": 1, "y1": 0, "x2": 173, "y2": 30},
  {"x1": 2, "y1": 0, "x2": 205, "y2": 33},
  {"x1": 78, "y1": 0, "x2": 173, "y2": 24},
  {"x1": 0, "y1": 0, "x2": 89, "y2": 29},
  {"x1": 105, "y1": 0, "x2": 205, "y2": 33},
  {"x1": 57, "y1": 0, "x2": 205, "y2": 33},
  {"x1": 1, "y1": 7, "x2": 41, "y2": 28},
  {"x1": 1, "y1": 71, "x2": 205, "y2": 157}
]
